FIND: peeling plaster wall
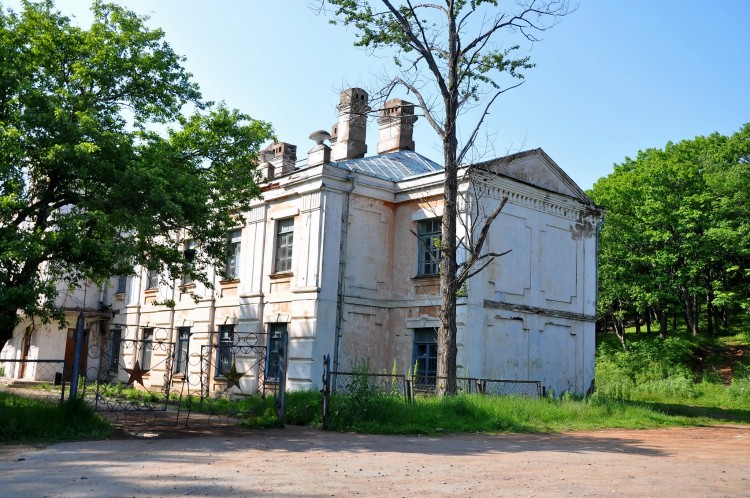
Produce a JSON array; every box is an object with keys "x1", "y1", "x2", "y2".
[
  {"x1": 464, "y1": 168, "x2": 599, "y2": 395},
  {"x1": 113, "y1": 165, "x2": 350, "y2": 392}
]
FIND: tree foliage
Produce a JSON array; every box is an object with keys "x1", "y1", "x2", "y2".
[
  {"x1": 0, "y1": 1, "x2": 273, "y2": 344},
  {"x1": 322, "y1": 0, "x2": 569, "y2": 394},
  {"x1": 590, "y1": 124, "x2": 750, "y2": 344}
]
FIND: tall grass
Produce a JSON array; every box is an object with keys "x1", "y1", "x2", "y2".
[
  {"x1": 282, "y1": 390, "x2": 732, "y2": 434},
  {"x1": 595, "y1": 332, "x2": 750, "y2": 411},
  {"x1": 0, "y1": 392, "x2": 112, "y2": 443},
  {"x1": 280, "y1": 331, "x2": 750, "y2": 434}
]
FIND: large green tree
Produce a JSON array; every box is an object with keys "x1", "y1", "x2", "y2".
[
  {"x1": 590, "y1": 124, "x2": 750, "y2": 344},
  {"x1": 0, "y1": 1, "x2": 273, "y2": 345},
  {"x1": 322, "y1": 0, "x2": 569, "y2": 394}
]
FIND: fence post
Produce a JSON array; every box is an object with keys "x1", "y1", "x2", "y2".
[
  {"x1": 69, "y1": 312, "x2": 85, "y2": 400},
  {"x1": 276, "y1": 328, "x2": 287, "y2": 426},
  {"x1": 321, "y1": 354, "x2": 330, "y2": 429}
]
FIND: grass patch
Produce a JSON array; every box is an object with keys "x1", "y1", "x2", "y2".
[
  {"x1": 0, "y1": 392, "x2": 113, "y2": 444},
  {"x1": 281, "y1": 389, "x2": 736, "y2": 435}
]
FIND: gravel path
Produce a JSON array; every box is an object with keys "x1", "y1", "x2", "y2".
[{"x1": 2, "y1": 425, "x2": 749, "y2": 497}]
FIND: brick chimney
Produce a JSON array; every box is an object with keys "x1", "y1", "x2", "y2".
[
  {"x1": 377, "y1": 99, "x2": 417, "y2": 154},
  {"x1": 330, "y1": 88, "x2": 370, "y2": 161},
  {"x1": 260, "y1": 142, "x2": 297, "y2": 179}
]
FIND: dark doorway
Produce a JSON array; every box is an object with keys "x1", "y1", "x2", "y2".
[{"x1": 64, "y1": 327, "x2": 88, "y2": 381}]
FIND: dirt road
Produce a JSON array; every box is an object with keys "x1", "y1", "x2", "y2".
[{"x1": 2, "y1": 425, "x2": 749, "y2": 497}]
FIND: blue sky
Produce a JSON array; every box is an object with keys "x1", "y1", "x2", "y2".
[{"x1": 6, "y1": 1, "x2": 750, "y2": 191}]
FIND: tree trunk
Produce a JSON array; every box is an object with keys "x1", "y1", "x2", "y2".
[
  {"x1": 612, "y1": 314, "x2": 627, "y2": 351},
  {"x1": 645, "y1": 307, "x2": 652, "y2": 334},
  {"x1": 658, "y1": 309, "x2": 668, "y2": 339},
  {"x1": 437, "y1": 110, "x2": 460, "y2": 396},
  {"x1": 435, "y1": 7, "x2": 461, "y2": 397},
  {"x1": 681, "y1": 291, "x2": 699, "y2": 336},
  {"x1": 635, "y1": 310, "x2": 641, "y2": 334}
]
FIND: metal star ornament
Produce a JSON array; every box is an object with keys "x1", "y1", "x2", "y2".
[
  {"x1": 225, "y1": 361, "x2": 245, "y2": 390},
  {"x1": 123, "y1": 360, "x2": 150, "y2": 387}
]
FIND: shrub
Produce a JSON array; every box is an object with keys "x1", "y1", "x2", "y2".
[{"x1": 726, "y1": 378, "x2": 750, "y2": 401}]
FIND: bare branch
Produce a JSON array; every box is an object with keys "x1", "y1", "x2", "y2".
[
  {"x1": 458, "y1": 81, "x2": 524, "y2": 165},
  {"x1": 455, "y1": 196, "x2": 508, "y2": 288},
  {"x1": 394, "y1": 77, "x2": 446, "y2": 138}
]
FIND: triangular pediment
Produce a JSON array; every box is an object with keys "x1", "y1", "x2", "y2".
[{"x1": 475, "y1": 149, "x2": 592, "y2": 204}]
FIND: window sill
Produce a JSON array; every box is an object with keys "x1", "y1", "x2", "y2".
[
  {"x1": 144, "y1": 288, "x2": 158, "y2": 294},
  {"x1": 219, "y1": 278, "x2": 239, "y2": 288},
  {"x1": 411, "y1": 274, "x2": 440, "y2": 280},
  {"x1": 269, "y1": 271, "x2": 293, "y2": 280},
  {"x1": 179, "y1": 283, "x2": 196, "y2": 293}
]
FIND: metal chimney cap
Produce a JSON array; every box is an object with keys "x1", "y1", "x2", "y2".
[{"x1": 308, "y1": 130, "x2": 331, "y2": 145}]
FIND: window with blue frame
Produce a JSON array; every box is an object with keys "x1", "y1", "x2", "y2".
[
  {"x1": 274, "y1": 219, "x2": 294, "y2": 273},
  {"x1": 116, "y1": 275, "x2": 127, "y2": 294},
  {"x1": 109, "y1": 325, "x2": 122, "y2": 372},
  {"x1": 217, "y1": 324, "x2": 234, "y2": 375},
  {"x1": 412, "y1": 327, "x2": 438, "y2": 388},
  {"x1": 417, "y1": 218, "x2": 441, "y2": 276},
  {"x1": 146, "y1": 270, "x2": 159, "y2": 290},
  {"x1": 140, "y1": 328, "x2": 154, "y2": 370},
  {"x1": 174, "y1": 327, "x2": 190, "y2": 375},
  {"x1": 225, "y1": 230, "x2": 242, "y2": 280},
  {"x1": 266, "y1": 323, "x2": 287, "y2": 381}
]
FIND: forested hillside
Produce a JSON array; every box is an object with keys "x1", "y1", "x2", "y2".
[{"x1": 590, "y1": 124, "x2": 750, "y2": 348}]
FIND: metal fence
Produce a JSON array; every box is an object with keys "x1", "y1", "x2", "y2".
[
  {"x1": 411, "y1": 376, "x2": 543, "y2": 399},
  {"x1": 327, "y1": 369, "x2": 542, "y2": 402},
  {"x1": 331, "y1": 371, "x2": 408, "y2": 399},
  {"x1": 320, "y1": 355, "x2": 543, "y2": 428},
  {"x1": 1, "y1": 325, "x2": 287, "y2": 430},
  {"x1": 0, "y1": 359, "x2": 68, "y2": 404}
]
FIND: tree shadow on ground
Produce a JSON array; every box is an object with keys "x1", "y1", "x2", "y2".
[{"x1": 638, "y1": 401, "x2": 750, "y2": 424}]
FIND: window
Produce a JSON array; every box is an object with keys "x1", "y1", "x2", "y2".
[
  {"x1": 266, "y1": 323, "x2": 287, "y2": 381},
  {"x1": 225, "y1": 230, "x2": 242, "y2": 280},
  {"x1": 174, "y1": 327, "x2": 190, "y2": 375},
  {"x1": 417, "y1": 218, "x2": 441, "y2": 276},
  {"x1": 274, "y1": 219, "x2": 294, "y2": 273},
  {"x1": 146, "y1": 270, "x2": 159, "y2": 290},
  {"x1": 108, "y1": 326, "x2": 122, "y2": 372},
  {"x1": 412, "y1": 328, "x2": 438, "y2": 388},
  {"x1": 116, "y1": 276, "x2": 127, "y2": 294},
  {"x1": 140, "y1": 328, "x2": 154, "y2": 370},
  {"x1": 182, "y1": 240, "x2": 197, "y2": 285},
  {"x1": 217, "y1": 325, "x2": 234, "y2": 375}
]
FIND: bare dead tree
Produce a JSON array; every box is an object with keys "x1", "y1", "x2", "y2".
[{"x1": 321, "y1": 0, "x2": 571, "y2": 395}]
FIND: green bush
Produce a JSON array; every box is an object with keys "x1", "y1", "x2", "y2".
[
  {"x1": 285, "y1": 390, "x2": 322, "y2": 426},
  {"x1": 633, "y1": 375, "x2": 698, "y2": 399},
  {"x1": 726, "y1": 377, "x2": 750, "y2": 401}
]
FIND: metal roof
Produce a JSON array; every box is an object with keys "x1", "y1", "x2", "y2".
[{"x1": 332, "y1": 150, "x2": 443, "y2": 181}]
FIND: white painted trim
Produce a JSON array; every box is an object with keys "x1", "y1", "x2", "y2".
[
  {"x1": 411, "y1": 205, "x2": 444, "y2": 221},
  {"x1": 264, "y1": 313, "x2": 292, "y2": 323},
  {"x1": 270, "y1": 207, "x2": 300, "y2": 220},
  {"x1": 406, "y1": 317, "x2": 440, "y2": 329}
]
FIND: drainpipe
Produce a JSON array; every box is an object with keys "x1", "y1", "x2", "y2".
[
  {"x1": 168, "y1": 278, "x2": 176, "y2": 371},
  {"x1": 133, "y1": 271, "x2": 142, "y2": 363},
  {"x1": 257, "y1": 207, "x2": 268, "y2": 390},
  {"x1": 333, "y1": 173, "x2": 356, "y2": 373},
  {"x1": 207, "y1": 269, "x2": 218, "y2": 392}
]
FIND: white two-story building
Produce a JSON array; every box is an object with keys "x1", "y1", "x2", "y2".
[{"x1": 3, "y1": 88, "x2": 602, "y2": 397}]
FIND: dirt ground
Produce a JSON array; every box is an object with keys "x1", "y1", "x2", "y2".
[{"x1": 1, "y1": 425, "x2": 749, "y2": 497}]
